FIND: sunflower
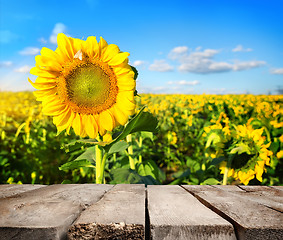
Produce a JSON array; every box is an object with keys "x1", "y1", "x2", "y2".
[{"x1": 29, "y1": 33, "x2": 136, "y2": 138}]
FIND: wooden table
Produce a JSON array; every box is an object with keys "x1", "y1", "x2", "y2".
[{"x1": 0, "y1": 184, "x2": 282, "y2": 240}]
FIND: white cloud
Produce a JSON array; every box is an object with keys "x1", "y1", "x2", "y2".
[
  {"x1": 19, "y1": 47, "x2": 40, "y2": 55},
  {"x1": 14, "y1": 65, "x2": 33, "y2": 73},
  {"x1": 132, "y1": 60, "x2": 146, "y2": 67},
  {"x1": 168, "y1": 80, "x2": 200, "y2": 86},
  {"x1": 50, "y1": 23, "x2": 67, "y2": 44},
  {"x1": 0, "y1": 61, "x2": 13, "y2": 67},
  {"x1": 270, "y1": 68, "x2": 283, "y2": 75},
  {"x1": 233, "y1": 61, "x2": 266, "y2": 71},
  {"x1": 168, "y1": 46, "x2": 189, "y2": 60},
  {"x1": 169, "y1": 46, "x2": 265, "y2": 74},
  {"x1": 149, "y1": 60, "x2": 174, "y2": 72},
  {"x1": 232, "y1": 45, "x2": 253, "y2": 52}
]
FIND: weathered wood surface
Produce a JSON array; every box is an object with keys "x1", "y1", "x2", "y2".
[
  {"x1": 183, "y1": 185, "x2": 283, "y2": 240},
  {"x1": 0, "y1": 184, "x2": 46, "y2": 198},
  {"x1": 0, "y1": 184, "x2": 113, "y2": 240},
  {"x1": 147, "y1": 185, "x2": 236, "y2": 240},
  {"x1": 0, "y1": 184, "x2": 282, "y2": 240},
  {"x1": 68, "y1": 184, "x2": 145, "y2": 240}
]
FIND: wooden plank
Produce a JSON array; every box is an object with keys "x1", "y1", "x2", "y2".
[
  {"x1": 214, "y1": 185, "x2": 283, "y2": 212},
  {"x1": 147, "y1": 185, "x2": 236, "y2": 240},
  {"x1": 271, "y1": 186, "x2": 283, "y2": 191},
  {"x1": 0, "y1": 184, "x2": 113, "y2": 240},
  {"x1": 213, "y1": 185, "x2": 246, "y2": 192},
  {"x1": 68, "y1": 184, "x2": 145, "y2": 240},
  {"x1": 0, "y1": 184, "x2": 46, "y2": 198},
  {"x1": 184, "y1": 185, "x2": 283, "y2": 240}
]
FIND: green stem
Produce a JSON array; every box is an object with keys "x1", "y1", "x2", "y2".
[
  {"x1": 127, "y1": 134, "x2": 135, "y2": 170},
  {"x1": 138, "y1": 135, "x2": 143, "y2": 163},
  {"x1": 95, "y1": 144, "x2": 103, "y2": 184},
  {"x1": 223, "y1": 157, "x2": 232, "y2": 185},
  {"x1": 98, "y1": 152, "x2": 109, "y2": 184}
]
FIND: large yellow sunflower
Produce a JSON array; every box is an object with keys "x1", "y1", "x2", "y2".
[{"x1": 29, "y1": 33, "x2": 136, "y2": 138}]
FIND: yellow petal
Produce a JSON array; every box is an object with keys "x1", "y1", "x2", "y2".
[
  {"x1": 30, "y1": 67, "x2": 59, "y2": 78},
  {"x1": 85, "y1": 36, "x2": 99, "y2": 59},
  {"x1": 69, "y1": 37, "x2": 85, "y2": 55},
  {"x1": 113, "y1": 65, "x2": 133, "y2": 77},
  {"x1": 28, "y1": 78, "x2": 56, "y2": 90},
  {"x1": 56, "y1": 33, "x2": 74, "y2": 61},
  {"x1": 40, "y1": 47, "x2": 64, "y2": 65},
  {"x1": 34, "y1": 77, "x2": 56, "y2": 83},
  {"x1": 101, "y1": 44, "x2": 119, "y2": 62},
  {"x1": 84, "y1": 114, "x2": 98, "y2": 139},
  {"x1": 35, "y1": 55, "x2": 62, "y2": 72},
  {"x1": 117, "y1": 77, "x2": 136, "y2": 91},
  {"x1": 108, "y1": 52, "x2": 130, "y2": 66},
  {"x1": 98, "y1": 37, "x2": 108, "y2": 57},
  {"x1": 53, "y1": 108, "x2": 75, "y2": 132},
  {"x1": 33, "y1": 88, "x2": 58, "y2": 101},
  {"x1": 72, "y1": 113, "x2": 83, "y2": 137},
  {"x1": 111, "y1": 105, "x2": 129, "y2": 126},
  {"x1": 42, "y1": 101, "x2": 66, "y2": 116},
  {"x1": 116, "y1": 91, "x2": 136, "y2": 110},
  {"x1": 99, "y1": 110, "x2": 114, "y2": 132}
]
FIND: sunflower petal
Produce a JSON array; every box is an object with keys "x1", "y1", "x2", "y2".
[
  {"x1": 53, "y1": 108, "x2": 75, "y2": 133},
  {"x1": 101, "y1": 44, "x2": 119, "y2": 62},
  {"x1": 57, "y1": 33, "x2": 74, "y2": 60},
  {"x1": 69, "y1": 37, "x2": 85, "y2": 55},
  {"x1": 85, "y1": 36, "x2": 99, "y2": 59},
  {"x1": 72, "y1": 113, "x2": 83, "y2": 136},
  {"x1": 28, "y1": 78, "x2": 56, "y2": 90},
  {"x1": 108, "y1": 52, "x2": 130, "y2": 66},
  {"x1": 98, "y1": 37, "x2": 108, "y2": 57},
  {"x1": 30, "y1": 67, "x2": 59, "y2": 78},
  {"x1": 35, "y1": 55, "x2": 62, "y2": 71},
  {"x1": 99, "y1": 110, "x2": 114, "y2": 132},
  {"x1": 40, "y1": 47, "x2": 65, "y2": 65},
  {"x1": 111, "y1": 105, "x2": 129, "y2": 126},
  {"x1": 33, "y1": 88, "x2": 58, "y2": 101},
  {"x1": 85, "y1": 114, "x2": 98, "y2": 139}
]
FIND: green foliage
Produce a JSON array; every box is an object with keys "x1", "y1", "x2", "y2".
[{"x1": 1, "y1": 92, "x2": 282, "y2": 185}]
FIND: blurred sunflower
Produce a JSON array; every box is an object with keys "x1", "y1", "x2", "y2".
[{"x1": 29, "y1": 33, "x2": 136, "y2": 138}]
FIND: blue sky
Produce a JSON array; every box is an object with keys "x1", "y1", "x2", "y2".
[{"x1": 0, "y1": 0, "x2": 283, "y2": 94}]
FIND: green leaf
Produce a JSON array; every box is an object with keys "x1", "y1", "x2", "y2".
[
  {"x1": 137, "y1": 160, "x2": 165, "y2": 182},
  {"x1": 211, "y1": 156, "x2": 226, "y2": 166},
  {"x1": 230, "y1": 143, "x2": 251, "y2": 155},
  {"x1": 59, "y1": 159, "x2": 95, "y2": 171},
  {"x1": 76, "y1": 146, "x2": 96, "y2": 162},
  {"x1": 201, "y1": 178, "x2": 220, "y2": 185},
  {"x1": 108, "y1": 140, "x2": 129, "y2": 155},
  {"x1": 206, "y1": 131, "x2": 222, "y2": 148},
  {"x1": 61, "y1": 180, "x2": 72, "y2": 184},
  {"x1": 109, "y1": 168, "x2": 159, "y2": 185},
  {"x1": 140, "y1": 131, "x2": 154, "y2": 141},
  {"x1": 104, "y1": 107, "x2": 158, "y2": 152},
  {"x1": 172, "y1": 168, "x2": 191, "y2": 179},
  {"x1": 130, "y1": 65, "x2": 138, "y2": 80}
]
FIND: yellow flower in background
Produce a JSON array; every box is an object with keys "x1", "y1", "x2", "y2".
[
  {"x1": 29, "y1": 33, "x2": 136, "y2": 138},
  {"x1": 277, "y1": 150, "x2": 283, "y2": 159}
]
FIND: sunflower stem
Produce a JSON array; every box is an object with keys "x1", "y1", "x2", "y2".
[
  {"x1": 95, "y1": 144, "x2": 103, "y2": 184},
  {"x1": 127, "y1": 134, "x2": 135, "y2": 170},
  {"x1": 138, "y1": 135, "x2": 143, "y2": 163},
  {"x1": 223, "y1": 157, "x2": 232, "y2": 185},
  {"x1": 99, "y1": 152, "x2": 109, "y2": 184}
]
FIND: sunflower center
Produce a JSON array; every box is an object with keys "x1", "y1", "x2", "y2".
[{"x1": 58, "y1": 58, "x2": 118, "y2": 114}]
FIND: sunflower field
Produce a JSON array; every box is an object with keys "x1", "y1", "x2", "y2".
[{"x1": 1, "y1": 91, "x2": 282, "y2": 185}]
